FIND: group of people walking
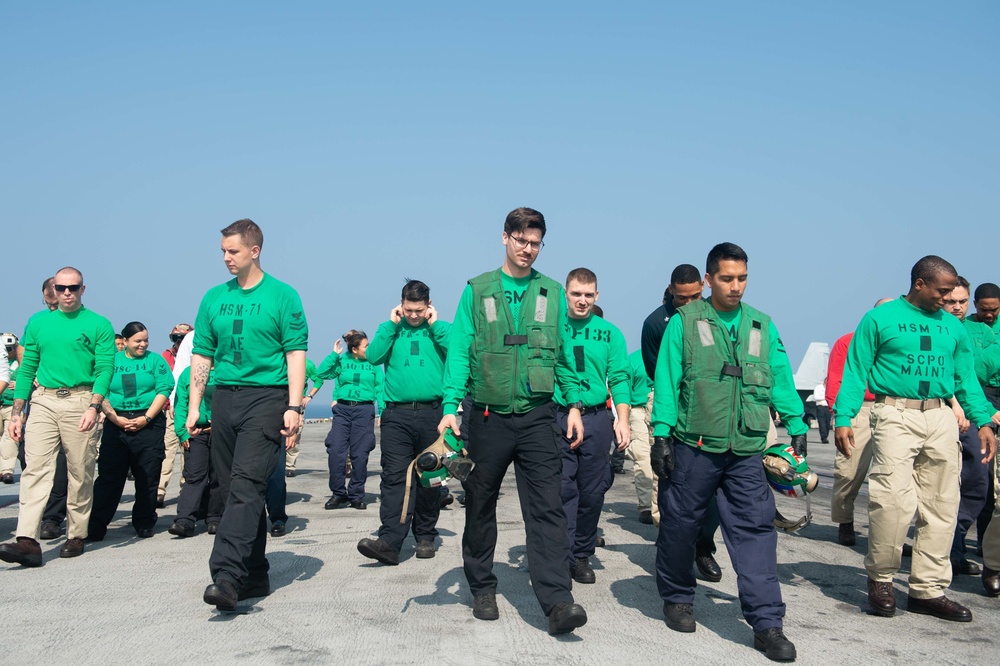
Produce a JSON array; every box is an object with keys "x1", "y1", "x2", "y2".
[{"x1": 2, "y1": 210, "x2": 1000, "y2": 664}]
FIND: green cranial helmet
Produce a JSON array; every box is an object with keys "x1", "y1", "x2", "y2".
[{"x1": 762, "y1": 444, "x2": 818, "y2": 498}]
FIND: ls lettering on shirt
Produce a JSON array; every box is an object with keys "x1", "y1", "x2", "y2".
[
  {"x1": 316, "y1": 352, "x2": 384, "y2": 410},
  {"x1": 833, "y1": 296, "x2": 994, "y2": 428},
  {"x1": 15, "y1": 307, "x2": 116, "y2": 399},
  {"x1": 192, "y1": 273, "x2": 308, "y2": 386},
  {"x1": 555, "y1": 313, "x2": 630, "y2": 408},
  {"x1": 366, "y1": 318, "x2": 450, "y2": 403},
  {"x1": 106, "y1": 350, "x2": 174, "y2": 411}
]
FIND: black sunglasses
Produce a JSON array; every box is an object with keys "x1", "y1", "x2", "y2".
[{"x1": 54, "y1": 284, "x2": 83, "y2": 293}]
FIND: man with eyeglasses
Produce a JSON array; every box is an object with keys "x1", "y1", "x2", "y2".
[
  {"x1": 438, "y1": 207, "x2": 588, "y2": 635},
  {"x1": 942, "y1": 277, "x2": 995, "y2": 577},
  {"x1": 0, "y1": 267, "x2": 116, "y2": 567}
]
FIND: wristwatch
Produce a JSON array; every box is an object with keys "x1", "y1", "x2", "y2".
[
  {"x1": 568, "y1": 401, "x2": 584, "y2": 411},
  {"x1": 89, "y1": 403, "x2": 102, "y2": 412},
  {"x1": 286, "y1": 405, "x2": 305, "y2": 414}
]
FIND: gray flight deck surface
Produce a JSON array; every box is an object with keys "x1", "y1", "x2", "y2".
[{"x1": 1, "y1": 423, "x2": 997, "y2": 665}]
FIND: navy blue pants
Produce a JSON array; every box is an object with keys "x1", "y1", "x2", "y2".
[
  {"x1": 656, "y1": 443, "x2": 785, "y2": 632},
  {"x1": 559, "y1": 409, "x2": 613, "y2": 561},
  {"x1": 463, "y1": 402, "x2": 574, "y2": 615},
  {"x1": 209, "y1": 386, "x2": 285, "y2": 587},
  {"x1": 376, "y1": 406, "x2": 442, "y2": 551},
  {"x1": 266, "y1": 444, "x2": 288, "y2": 525},
  {"x1": 952, "y1": 426, "x2": 989, "y2": 562},
  {"x1": 325, "y1": 403, "x2": 376, "y2": 503}
]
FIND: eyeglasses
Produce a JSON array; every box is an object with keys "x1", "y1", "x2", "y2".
[
  {"x1": 54, "y1": 284, "x2": 82, "y2": 293},
  {"x1": 508, "y1": 235, "x2": 544, "y2": 252}
]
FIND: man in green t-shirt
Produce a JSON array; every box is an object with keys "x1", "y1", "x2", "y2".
[
  {"x1": 556, "y1": 268, "x2": 630, "y2": 585},
  {"x1": 834, "y1": 256, "x2": 999, "y2": 623},
  {"x1": 357, "y1": 279, "x2": 451, "y2": 565},
  {"x1": 650, "y1": 243, "x2": 804, "y2": 662},
  {"x1": 187, "y1": 219, "x2": 308, "y2": 611},
  {"x1": 0, "y1": 267, "x2": 116, "y2": 567},
  {"x1": 438, "y1": 207, "x2": 588, "y2": 635}
]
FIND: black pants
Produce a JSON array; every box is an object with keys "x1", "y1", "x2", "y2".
[
  {"x1": 463, "y1": 401, "x2": 573, "y2": 615},
  {"x1": 209, "y1": 386, "x2": 285, "y2": 587},
  {"x1": 376, "y1": 405, "x2": 442, "y2": 551},
  {"x1": 89, "y1": 414, "x2": 167, "y2": 537},
  {"x1": 175, "y1": 432, "x2": 224, "y2": 527},
  {"x1": 815, "y1": 407, "x2": 831, "y2": 442}
]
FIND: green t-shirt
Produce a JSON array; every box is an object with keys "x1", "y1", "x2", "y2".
[
  {"x1": 174, "y1": 366, "x2": 215, "y2": 443},
  {"x1": 305, "y1": 359, "x2": 325, "y2": 397},
  {"x1": 316, "y1": 352, "x2": 384, "y2": 409},
  {"x1": 555, "y1": 313, "x2": 630, "y2": 408},
  {"x1": 15, "y1": 306, "x2": 117, "y2": 400},
  {"x1": 628, "y1": 349, "x2": 652, "y2": 406},
  {"x1": 106, "y1": 350, "x2": 175, "y2": 411},
  {"x1": 1, "y1": 358, "x2": 17, "y2": 406},
  {"x1": 192, "y1": 272, "x2": 308, "y2": 386},
  {"x1": 833, "y1": 296, "x2": 993, "y2": 427},
  {"x1": 366, "y1": 318, "x2": 451, "y2": 403},
  {"x1": 501, "y1": 273, "x2": 532, "y2": 330}
]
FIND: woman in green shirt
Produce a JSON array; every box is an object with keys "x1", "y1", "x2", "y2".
[
  {"x1": 317, "y1": 329, "x2": 384, "y2": 510},
  {"x1": 89, "y1": 321, "x2": 175, "y2": 540}
]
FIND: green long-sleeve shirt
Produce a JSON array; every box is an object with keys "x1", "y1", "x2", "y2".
[
  {"x1": 305, "y1": 359, "x2": 325, "y2": 397},
  {"x1": 628, "y1": 349, "x2": 653, "y2": 406},
  {"x1": 174, "y1": 366, "x2": 215, "y2": 443},
  {"x1": 833, "y1": 296, "x2": 994, "y2": 427},
  {"x1": 192, "y1": 273, "x2": 308, "y2": 386},
  {"x1": 316, "y1": 352, "x2": 384, "y2": 411},
  {"x1": 964, "y1": 318, "x2": 995, "y2": 356},
  {"x1": 15, "y1": 306, "x2": 116, "y2": 400},
  {"x1": 652, "y1": 304, "x2": 806, "y2": 438},
  {"x1": 555, "y1": 314, "x2": 630, "y2": 408},
  {"x1": 365, "y1": 318, "x2": 450, "y2": 403},
  {"x1": 442, "y1": 278, "x2": 581, "y2": 415},
  {"x1": 106, "y1": 350, "x2": 175, "y2": 411}
]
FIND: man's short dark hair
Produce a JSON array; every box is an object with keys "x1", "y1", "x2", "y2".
[
  {"x1": 566, "y1": 267, "x2": 597, "y2": 287},
  {"x1": 221, "y1": 218, "x2": 264, "y2": 250},
  {"x1": 706, "y1": 243, "x2": 748, "y2": 275},
  {"x1": 55, "y1": 266, "x2": 84, "y2": 283},
  {"x1": 504, "y1": 207, "x2": 546, "y2": 238},
  {"x1": 42, "y1": 277, "x2": 55, "y2": 293},
  {"x1": 955, "y1": 276, "x2": 971, "y2": 290},
  {"x1": 670, "y1": 264, "x2": 701, "y2": 286},
  {"x1": 401, "y1": 279, "x2": 430, "y2": 303},
  {"x1": 909, "y1": 255, "x2": 957, "y2": 288},
  {"x1": 975, "y1": 283, "x2": 1000, "y2": 301}
]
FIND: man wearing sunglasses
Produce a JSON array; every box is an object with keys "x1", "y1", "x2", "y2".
[
  {"x1": 438, "y1": 207, "x2": 588, "y2": 635},
  {"x1": 0, "y1": 267, "x2": 116, "y2": 567}
]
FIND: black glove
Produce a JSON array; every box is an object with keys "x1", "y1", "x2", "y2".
[
  {"x1": 789, "y1": 434, "x2": 807, "y2": 458},
  {"x1": 650, "y1": 436, "x2": 675, "y2": 480}
]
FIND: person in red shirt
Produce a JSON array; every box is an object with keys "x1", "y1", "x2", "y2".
[{"x1": 826, "y1": 298, "x2": 893, "y2": 546}]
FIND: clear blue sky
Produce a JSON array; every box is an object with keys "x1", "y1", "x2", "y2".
[{"x1": 3, "y1": 2, "x2": 997, "y2": 409}]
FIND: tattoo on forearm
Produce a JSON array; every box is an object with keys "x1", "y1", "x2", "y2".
[
  {"x1": 192, "y1": 363, "x2": 209, "y2": 392},
  {"x1": 12, "y1": 399, "x2": 25, "y2": 414}
]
